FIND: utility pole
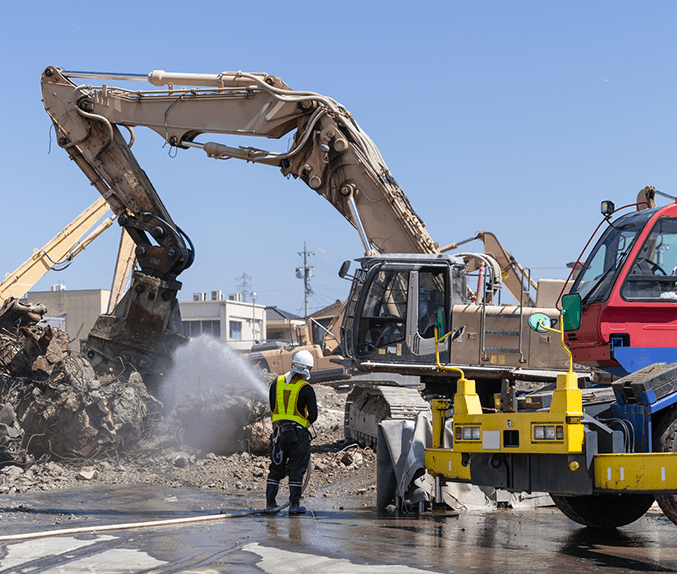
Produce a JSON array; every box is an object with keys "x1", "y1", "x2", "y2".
[
  {"x1": 296, "y1": 242, "x2": 314, "y2": 317},
  {"x1": 250, "y1": 291, "x2": 258, "y2": 345}
]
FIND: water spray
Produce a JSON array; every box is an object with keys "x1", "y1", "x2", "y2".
[{"x1": 0, "y1": 337, "x2": 318, "y2": 541}]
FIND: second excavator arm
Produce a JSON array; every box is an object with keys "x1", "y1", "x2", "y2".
[{"x1": 441, "y1": 231, "x2": 538, "y2": 306}]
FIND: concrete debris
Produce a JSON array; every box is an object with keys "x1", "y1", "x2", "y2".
[
  {"x1": 0, "y1": 382, "x2": 377, "y2": 503},
  {"x1": 340, "y1": 451, "x2": 354, "y2": 466},
  {"x1": 0, "y1": 312, "x2": 340, "y2": 502},
  {"x1": 0, "y1": 298, "x2": 47, "y2": 332},
  {"x1": 340, "y1": 451, "x2": 360, "y2": 466},
  {"x1": 143, "y1": 377, "x2": 272, "y2": 457},
  {"x1": 0, "y1": 320, "x2": 161, "y2": 464},
  {"x1": 142, "y1": 398, "x2": 271, "y2": 457},
  {"x1": 76, "y1": 467, "x2": 98, "y2": 481},
  {"x1": 0, "y1": 316, "x2": 277, "y2": 469}
]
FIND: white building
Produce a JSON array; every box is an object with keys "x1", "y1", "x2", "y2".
[
  {"x1": 25, "y1": 287, "x2": 266, "y2": 354},
  {"x1": 179, "y1": 291, "x2": 266, "y2": 352}
]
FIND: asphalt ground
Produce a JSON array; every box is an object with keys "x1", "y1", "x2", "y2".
[{"x1": 0, "y1": 484, "x2": 676, "y2": 573}]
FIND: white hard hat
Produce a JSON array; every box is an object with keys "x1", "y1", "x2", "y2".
[{"x1": 291, "y1": 349, "x2": 314, "y2": 377}]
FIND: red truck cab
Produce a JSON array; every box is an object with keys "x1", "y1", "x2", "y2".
[{"x1": 566, "y1": 202, "x2": 677, "y2": 376}]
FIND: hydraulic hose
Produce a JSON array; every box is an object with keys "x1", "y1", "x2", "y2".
[{"x1": 0, "y1": 463, "x2": 312, "y2": 542}]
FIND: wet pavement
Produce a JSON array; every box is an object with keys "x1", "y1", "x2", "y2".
[{"x1": 0, "y1": 485, "x2": 676, "y2": 573}]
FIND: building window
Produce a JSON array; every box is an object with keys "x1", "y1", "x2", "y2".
[
  {"x1": 229, "y1": 320, "x2": 242, "y2": 340},
  {"x1": 211, "y1": 321, "x2": 221, "y2": 338},
  {"x1": 182, "y1": 320, "x2": 222, "y2": 339}
]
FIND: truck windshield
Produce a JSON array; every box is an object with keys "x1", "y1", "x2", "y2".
[{"x1": 571, "y1": 208, "x2": 656, "y2": 304}]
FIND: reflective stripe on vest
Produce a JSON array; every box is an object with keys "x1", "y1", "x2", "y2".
[{"x1": 271, "y1": 375, "x2": 311, "y2": 428}]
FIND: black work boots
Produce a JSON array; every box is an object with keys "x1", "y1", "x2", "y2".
[
  {"x1": 288, "y1": 486, "x2": 306, "y2": 515},
  {"x1": 265, "y1": 483, "x2": 307, "y2": 515},
  {"x1": 265, "y1": 483, "x2": 280, "y2": 514}
]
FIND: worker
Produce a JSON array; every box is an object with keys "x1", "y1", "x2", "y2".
[{"x1": 265, "y1": 349, "x2": 318, "y2": 515}]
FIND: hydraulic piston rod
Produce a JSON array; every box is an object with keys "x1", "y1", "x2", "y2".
[
  {"x1": 346, "y1": 195, "x2": 373, "y2": 254},
  {"x1": 60, "y1": 69, "x2": 271, "y2": 89}
]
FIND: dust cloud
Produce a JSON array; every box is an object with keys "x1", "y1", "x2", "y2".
[{"x1": 157, "y1": 335, "x2": 271, "y2": 455}]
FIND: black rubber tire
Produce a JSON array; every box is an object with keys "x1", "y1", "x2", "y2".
[
  {"x1": 551, "y1": 493, "x2": 655, "y2": 528},
  {"x1": 653, "y1": 407, "x2": 677, "y2": 526}
]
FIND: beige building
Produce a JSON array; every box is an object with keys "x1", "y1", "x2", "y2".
[{"x1": 25, "y1": 285, "x2": 110, "y2": 354}]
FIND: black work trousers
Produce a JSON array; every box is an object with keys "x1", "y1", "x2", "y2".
[{"x1": 267, "y1": 421, "x2": 311, "y2": 490}]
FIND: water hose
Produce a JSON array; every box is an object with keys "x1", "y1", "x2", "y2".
[
  {"x1": 0, "y1": 508, "x2": 258, "y2": 542},
  {"x1": 0, "y1": 462, "x2": 313, "y2": 542}
]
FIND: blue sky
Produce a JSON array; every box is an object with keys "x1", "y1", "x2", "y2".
[{"x1": 2, "y1": 1, "x2": 677, "y2": 316}]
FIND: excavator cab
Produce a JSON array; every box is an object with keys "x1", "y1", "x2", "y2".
[{"x1": 340, "y1": 254, "x2": 468, "y2": 365}]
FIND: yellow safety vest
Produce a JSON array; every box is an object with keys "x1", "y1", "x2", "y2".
[{"x1": 271, "y1": 375, "x2": 311, "y2": 428}]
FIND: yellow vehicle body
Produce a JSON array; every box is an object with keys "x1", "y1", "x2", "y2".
[{"x1": 426, "y1": 368, "x2": 677, "y2": 493}]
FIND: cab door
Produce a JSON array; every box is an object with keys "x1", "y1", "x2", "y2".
[
  {"x1": 409, "y1": 267, "x2": 449, "y2": 357},
  {"x1": 610, "y1": 215, "x2": 677, "y2": 370}
]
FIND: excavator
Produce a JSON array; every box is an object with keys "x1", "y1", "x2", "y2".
[
  {"x1": 40, "y1": 65, "x2": 580, "y2": 436},
  {"x1": 248, "y1": 308, "x2": 351, "y2": 385}
]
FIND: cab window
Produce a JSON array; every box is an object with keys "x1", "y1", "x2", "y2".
[
  {"x1": 357, "y1": 269, "x2": 408, "y2": 353},
  {"x1": 621, "y1": 217, "x2": 677, "y2": 301},
  {"x1": 418, "y1": 268, "x2": 445, "y2": 339},
  {"x1": 572, "y1": 209, "x2": 654, "y2": 304}
]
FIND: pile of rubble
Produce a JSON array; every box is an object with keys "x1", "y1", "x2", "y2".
[
  {"x1": 0, "y1": 304, "x2": 160, "y2": 464},
  {"x1": 0, "y1": 297, "x2": 273, "y2": 469},
  {"x1": 0, "y1": 298, "x2": 376, "y2": 507}
]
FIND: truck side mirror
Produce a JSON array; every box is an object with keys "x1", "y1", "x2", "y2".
[
  {"x1": 435, "y1": 308, "x2": 446, "y2": 337},
  {"x1": 561, "y1": 293, "x2": 582, "y2": 331},
  {"x1": 338, "y1": 260, "x2": 351, "y2": 279},
  {"x1": 528, "y1": 312, "x2": 553, "y2": 333}
]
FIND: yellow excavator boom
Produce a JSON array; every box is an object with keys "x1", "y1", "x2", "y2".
[
  {"x1": 107, "y1": 229, "x2": 136, "y2": 314},
  {"x1": 0, "y1": 197, "x2": 113, "y2": 305}
]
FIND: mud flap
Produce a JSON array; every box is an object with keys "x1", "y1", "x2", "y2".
[{"x1": 376, "y1": 425, "x2": 398, "y2": 509}]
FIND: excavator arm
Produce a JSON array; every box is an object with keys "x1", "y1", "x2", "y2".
[
  {"x1": 441, "y1": 231, "x2": 538, "y2": 306},
  {"x1": 42, "y1": 67, "x2": 437, "y2": 257},
  {"x1": 40, "y1": 66, "x2": 439, "y2": 383},
  {"x1": 0, "y1": 196, "x2": 112, "y2": 305}
]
